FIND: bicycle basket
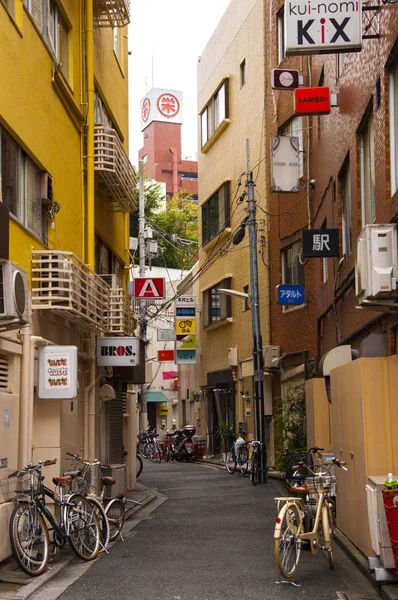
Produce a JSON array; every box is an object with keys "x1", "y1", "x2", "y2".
[
  {"x1": 284, "y1": 449, "x2": 314, "y2": 481},
  {"x1": 14, "y1": 471, "x2": 41, "y2": 498},
  {"x1": 0, "y1": 476, "x2": 18, "y2": 502},
  {"x1": 305, "y1": 475, "x2": 336, "y2": 498}
]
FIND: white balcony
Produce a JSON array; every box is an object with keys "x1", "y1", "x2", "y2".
[
  {"x1": 94, "y1": 126, "x2": 137, "y2": 213},
  {"x1": 31, "y1": 251, "x2": 110, "y2": 332},
  {"x1": 95, "y1": 0, "x2": 130, "y2": 27},
  {"x1": 108, "y1": 287, "x2": 136, "y2": 336}
]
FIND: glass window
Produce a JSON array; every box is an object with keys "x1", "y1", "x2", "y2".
[
  {"x1": 2, "y1": 0, "x2": 15, "y2": 18},
  {"x1": 277, "y1": 8, "x2": 285, "y2": 63},
  {"x1": 240, "y1": 59, "x2": 246, "y2": 87},
  {"x1": 1, "y1": 130, "x2": 20, "y2": 218},
  {"x1": 200, "y1": 79, "x2": 229, "y2": 148},
  {"x1": 113, "y1": 26, "x2": 121, "y2": 63},
  {"x1": 359, "y1": 110, "x2": 375, "y2": 226},
  {"x1": 203, "y1": 277, "x2": 232, "y2": 327},
  {"x1": 389, "y1": 60, "x2": 398, "y2": 196},
  {"x1": 339, "y1": 159, "x2": 352, "y2": 256},
  {"x1": 49, "y1": 1, "x2": 69, "y2": 80},
  {"x1": 281, "y1": 240, "x2": 304, "y2": 286},
  {"x1": 201, "y1": 181, "x2": 230, "y2": 246}
]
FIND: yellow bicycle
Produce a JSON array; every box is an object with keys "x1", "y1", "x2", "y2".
[{"x1": 274, "y1": 455, "x2": 347, "y2": 579}]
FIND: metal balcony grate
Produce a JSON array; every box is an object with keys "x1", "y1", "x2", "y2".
[
  {"x1": 94, "y1": 126, "x2": 137, "y2": 213},
  {"x1": 108, "y1": 287, "x2": 136, "y2": 336},
  {"x1": 31, "y1": 251, "x2": 110, "y2": 333},
  {"x1": 95, "y1": 0, "x2": 130, "y2": 27}
]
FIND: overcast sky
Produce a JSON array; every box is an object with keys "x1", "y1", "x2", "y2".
[{"x1": 128, "y1": 0, "x2": 231, "y2": 167}]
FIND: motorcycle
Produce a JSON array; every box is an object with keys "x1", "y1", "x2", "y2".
[{"x1": 171, "y1": 425, "x2": 196, "y2": 462}]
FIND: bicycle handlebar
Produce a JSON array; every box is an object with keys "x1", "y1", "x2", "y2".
[
  {"x1": 8, "y1": 458, "x2": 57, "y2": 478},
  {"x1": 292, "y1": 456, "x2": 348, "y2": 476}
]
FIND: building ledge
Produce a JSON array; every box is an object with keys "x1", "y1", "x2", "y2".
[
  {"x1": 204, "y1": 317, "x2": 233, "y2": 331},
  {"x1": 201, "y1": 119, "x2": 230, "y2": 154}
]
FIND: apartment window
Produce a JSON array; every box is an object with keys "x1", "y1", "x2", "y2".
[
  {"x1": 0, "y1": 127, "x2": 47, "y2": 243},
  {"x1": 283, "y1": 117, "x2": 303, "y2": 177},
  {"x1": 200, "y1": 78, "x2": 229, "y2": 148},
  {"x1": 203, "y1": 277, "x2": 232, "y2": 327},
  {"x1": 321, "y1": 220, "x2": 329, "y2": 284},
  {"x1": 23, "y1": 0, "x2": 44, "y2": 29},
  {"x1": 201, "y1": 181, "x2": 230, "y2": 246},
  {"x1": 389, "y1": 59, "x2": 398, "y2": 196},
  {"x1": 2, "y1": 0, "x2": 15, "y2": 18},
  {"x1": 277, "y1": 8, "x2": 285, "y2": 63},
  {"x1": 49, "y1": 1, "x2": 69, "y2": 79},
  {"x1": 113, "y1": 27, "x2": 121, "y2": 63},
  {"x1": 359, "y1": 110, "x2": 375, "y2": 227},
  {"x1": 243, "y1": 285, "x2": 250, "y2": 311},
  {"x1": 240, "y1": 59, "x2": 246, "y2": 87},
  {"x1": 94, "y1": 92, "x2": 114, "y2": 127},
  {"x1": 281, "y1": 240, "x2": 305, "y2": 287},
  {"x1": 339, "y1": 158, "x2": 352, "y2": 256}
]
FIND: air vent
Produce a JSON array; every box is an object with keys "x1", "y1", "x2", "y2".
[
  {"x1": 0, "y1": 354, "x2": 9, "y2": 392},
  {"x1": 0, "y1": 261, "x2": 29, "y2": 323}
]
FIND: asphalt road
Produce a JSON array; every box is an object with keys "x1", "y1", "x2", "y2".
[{"x1": 36, "y1": 459, "x2": 379, "y2": 600}]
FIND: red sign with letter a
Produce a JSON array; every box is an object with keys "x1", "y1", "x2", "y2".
[
  {"x1": 133, "y1": 277, "x2": 165, "y2": 299},
  {"x1": 294, "y1": 87, "x2": 330, "y2": 116}
]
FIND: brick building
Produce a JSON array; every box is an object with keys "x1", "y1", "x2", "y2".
[{"x1": 138, "y1": 88, "x2": 198, "y2": 201}]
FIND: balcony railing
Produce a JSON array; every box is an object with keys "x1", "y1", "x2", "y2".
[
  {"x1": 94, "y1": 125, "x2": 137, "y2": 213},
  {"x1": 108, "y1": 287, "x2": 136, "y2": 336},
  {"x1": 31, "y1": 251, "x2": 110, "y2": 333},
  {"x1": 95, "y1": 0, "x2": 130, "y2": 27}
]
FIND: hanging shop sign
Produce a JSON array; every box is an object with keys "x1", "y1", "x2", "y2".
[
  {"x1": 38, "y1": 345, "x2": 78, "y2": 400},
  {"x1": 272, "y1": 69, "x2": 300, "y2": 90},
  {"x1": 176, "y1": 334, "x2": 196, "y2": 350},
  {"x1": 176, "y1": 349, "x2": 197, "y2": 364},
  {"x1": 271, "y1": 136, "x2": 300, "y2": 192},
  {"x1": 158, "y1": 349, "x2": 175, "y2": 362},
  {"x1": 294, "y1": 87, "x2": 331, "y2": 115},
  {"x1": 276, "y1": 284, "x2": 305, "y2": 305},
  {"x1": 175, "y1": 319, "x2": 196, "y2": 335},
  {"x1": 133, "y1": 277, "x2": 165, "y2": 299},
  {"x1": 157, "y1": 403, "x2": 169, "y2": 417},
  {"x1": 175, "y1": 295, "x2": 196, "y2": 306},
  {"x1": 302, "y1": 229, "x2": 339, "y2": 257},
  {"x1": 176, "y1": 306, "x2": 196, "y2": 317},
  {"x1": 284, "y1": 0, "x2": 362, "y2": 55},
  {"x1": 97, "y1": 337, "x2": 139, "y2": 367},
  {"x1": 157, "y1": 329, "x2": 175, "y2": 342}
]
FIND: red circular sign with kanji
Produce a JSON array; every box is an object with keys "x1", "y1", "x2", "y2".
[
  {"x1": 157, "y1": 93, "x2": 180, "y2": 119},
  {"x1": 142, "y1": 97, "x2": 151, "y2": 122}
]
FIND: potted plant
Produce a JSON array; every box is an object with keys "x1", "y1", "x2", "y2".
[{"x1": 214, "y1": 421, "x2": 233, "y2": 462}]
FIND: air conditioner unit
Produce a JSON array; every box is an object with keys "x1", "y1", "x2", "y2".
[
  {"x1": 262, "y1": 345, "x2": 280, "y2": 368},
  {"x1": 355, "y1": 224, "x2": 398, "y2": 305},
  {"x1": 103, "y1": 464, "x2": 126, "y2": 500},
  {"x1": 228, "y1": 347, "x2": 238, "y2": 366},
  {"x1": 100, "y1": 274, "x2": 122, "y2": 289},
  {"x1": 0, "y1": 261, "x2": 30, "y2": 323}
]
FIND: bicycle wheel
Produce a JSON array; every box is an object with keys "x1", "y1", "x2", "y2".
[
  {"x1": 136, "y1": 454, "x2": 143, "y2": 479},
  {"x1": 239, "y1": 446, "x2": 249, "y2": 475},
  {"x1": 86, "y1": 497, "x2": 109, "y2": 554},
  {"x1": 137, "y1": 440, "x2": 147, "y2": 458},
  {"x1": 250, "y1": 451, "x2": 258, "y2": 485},
  {"x1": 226, "y1": 447, "x2": 237, "y2": 474},
  {"x1": 318, "y1": 503, "x2": 334, "y2": 568},
  {"x1": 67, "y1": 495, "x2": 100, "y2": 560},
  {"x1": 105, "y1": 499, "x2": 125, "y2": 542},
  {"x1": 144, "y1": 441, "x2": 158, "y2": 462},
  {"x1": 274, "y1": 503, "x2": 301, "y2": 579},
  {"x1": 10, "y1": 503, "x2": 49, "y2": 577}
]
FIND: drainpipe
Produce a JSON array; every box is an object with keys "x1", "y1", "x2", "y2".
[
  {"x1": 19, "y1": 326, "x2": 31, "y2": 468},
  {"x1": 125, "y1": 389, "x2": 136, "y2": 491},
  {"x1": 84, "y1": 333, "x2": 99, "y2": 459},
  {"x1": 85, "y1": 0, "x2": 95, "y2": 269}
]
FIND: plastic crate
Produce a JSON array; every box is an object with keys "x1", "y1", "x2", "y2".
[{"x1": 194, "y1": 440, "x2": 206, "y2": 459}]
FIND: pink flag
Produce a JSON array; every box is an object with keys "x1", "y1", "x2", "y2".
[{"x1": 162, "y1": 371, "x2": 175, "y2": 380}]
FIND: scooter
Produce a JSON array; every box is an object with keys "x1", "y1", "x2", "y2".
[{"x1": 171, "y1": 425, "x2": 196, "y2": 462}]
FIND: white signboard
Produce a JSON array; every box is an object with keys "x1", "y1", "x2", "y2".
[
  {"x1": 175, "y1": 295, "x2": 195, "y2": 306},
  {"x1": 141, "y1": 88, "x2": 183, "y2": 131},
  {"x1": 97, "y1": 337, "x2": 139, "y2": 367},
  {"x1": 285, "y1": 0, "x2": 362, "y2": 55},
  {"x1": 38, "y1": 346, "x2": 78, "y2": 400},
  {"x1": 271, "y1": 136, "x2": 300, "y2": 192},
  {"x1": 157, "y1": 329, "x2": 175, "y2": 342}
]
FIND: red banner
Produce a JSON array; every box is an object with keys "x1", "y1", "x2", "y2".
[{"x1": 158, "y1": 350, "x2": 175, "y2": 362}]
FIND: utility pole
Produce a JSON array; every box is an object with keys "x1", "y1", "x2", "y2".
[
  {"x1": 138, "y1": 160, "x2": 147, "y2": 429},
  {"x1": 246, "y1": 139, "x2": 267, "y2": 484}
]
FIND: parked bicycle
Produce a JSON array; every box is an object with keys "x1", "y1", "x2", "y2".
[
  {"x1": 4, "y1": 459, "x2": 101, "y2": 577},
  {"x1": 249, "y1": 440, "x2": 265, "y2": 485},
  {"x1": 137, "y1": 426, "x2": 156, "y2": 458},
  {"x1": 226, "y1": 434, "x2": 249, "y2": 475},
  {"x1": 274, "y1": 455, "x2": 347, "y2": 578}
]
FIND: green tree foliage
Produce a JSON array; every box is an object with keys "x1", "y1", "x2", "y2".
[
  {"x1": 130, "y1": 185, "x2": 198, "y2": 270},
  {"x1": 274, "y1": 381, "x2": 307, "y2": 471}
]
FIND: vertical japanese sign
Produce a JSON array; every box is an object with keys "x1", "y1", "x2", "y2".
[{"x1": 175, "y1": 296, "x2": 197, "y2": 364}]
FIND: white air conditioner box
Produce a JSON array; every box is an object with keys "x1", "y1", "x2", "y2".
[
  {"x1": 355, "y1": 224, "x2": 398, "y2": 303},
  {"x1": 228, "y1": 347, "x2": 238, "y2": 366},
  {"x1": 0, "y1": 261, "x2": 30, "y2": 323},
  {"x1": 104, "y1": 464, "x2": 126, "y2": 500},
  {"x1": 263, "y1": 345, "x2": 280, "y2": 368}
]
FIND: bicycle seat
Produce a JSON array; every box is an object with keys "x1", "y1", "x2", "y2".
[
  {"x1": 53, "y1": 476, "x2": 73, "y2": 486},
  {"x1": 102, "y1": 476, "x2": 116, "y2": 487},
  {"x1": 289, "y1": 484, "x2": 309, "y2": 494}
]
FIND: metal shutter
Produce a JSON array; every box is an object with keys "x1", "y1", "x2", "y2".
[{"x1": 107, "y1": 382, "x2": 123, "y2": 464}]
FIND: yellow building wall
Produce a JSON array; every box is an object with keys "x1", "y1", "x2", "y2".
[{"x1": 197, "y1": 0, "x2": 269, "y2": 396}]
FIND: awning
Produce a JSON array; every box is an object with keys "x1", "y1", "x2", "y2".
[{"x1": 146, "y1": 391, "x2": 170, "y2": 403}]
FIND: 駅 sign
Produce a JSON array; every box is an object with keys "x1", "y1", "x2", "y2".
[
  {"x1": 133, "y1": 277, "x2": 165, "y2": 299},
  {"x1": 285, "y1": 0, "x2": 362, "y2": 55},
  {"x1": 302, "y1": 229, "x2": 339, "y2": 257}
]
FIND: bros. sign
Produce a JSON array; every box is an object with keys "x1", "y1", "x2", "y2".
[{"x1": 285, "y1": 0, "x2": 362, "y2": 55}]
